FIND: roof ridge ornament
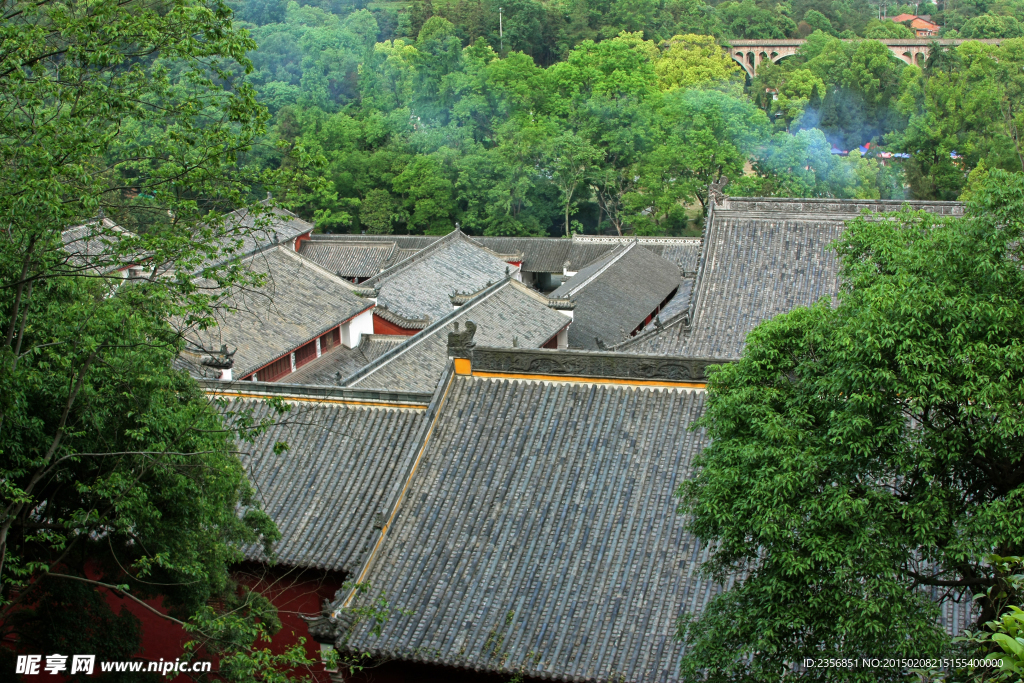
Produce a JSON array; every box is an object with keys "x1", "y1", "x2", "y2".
[
  {"x1": 708, "y1": 175, "x2": 729, "y2": 206},
  {"x1": 447, "y1": 320, "x2": 477, "y2": 357},
  {"x1": 467, "y1": 345, "x2": 728, "y2": 382},
  {"x1": 200, "y1": 344, "x2": 236, "y2": 370}
]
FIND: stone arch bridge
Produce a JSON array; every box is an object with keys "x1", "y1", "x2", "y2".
[{"x1": 728, "y1": 38, "x2": 1002, "y2": 78}]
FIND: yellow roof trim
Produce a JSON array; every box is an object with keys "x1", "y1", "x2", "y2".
[{"x1": 469, "y1": 370, "x2": 706, "y2": 389}]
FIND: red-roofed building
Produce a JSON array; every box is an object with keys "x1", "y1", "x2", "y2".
[{"x1": 890, "y1": 13, "x2": 940, "y2": 36}]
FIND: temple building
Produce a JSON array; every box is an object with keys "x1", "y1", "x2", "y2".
[
  {"x1": 177, "y1": 245, "x2": 373, "y2": 382},
  {"x1": 305, "y1": 229, "x2": 523, "y2": 333},
  {"x1": 300, "y1": 233, "x2": 701, "y2": 294},
  {"x1": 548, "y1": 241, "x2": 681, "y2": 349},
  {"x1": 138, "y1": 195, "x2": 977, "y2": 683},
  {"x1": 341, "y1": 277, "x2": 573, "y2": 392},
  {"x1": 616, "y1": 197, "x2": 965, "y2": 357}
]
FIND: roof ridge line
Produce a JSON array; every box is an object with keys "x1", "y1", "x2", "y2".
[
  {"x1": 197, "y1": 378, "x2": 432, "y2": 404},
  {"x1": 457, "y1": 345, "x2": 730, "y2": 383},
  {"x1": 277, "y1": 244, "x2": 364, "y2": 292},
  {"x1": 337, "y1": 359, "x2": 459, "y2": 610},
  {"x1": 339, "y1": 278, "x2": 512, "y2": 387},
  {"x1": 362, "y1": 229, "x2": 467, "y2": 285},
  {"x1": 572, "y1": 234, "x2": 702, "y2": 244},
  {"x1": 456, "y1": 232, "x2": 524, "y2": 262},
  {"x1": 373, "y1": 303, "x2": 431, "y2": 329},
  {"x1": 451, "y1": 276, "x2": 550, "y2": 307},
  {"x1": 609, "y1": 206, "x2": 714, "y2": 351},
  {"x1": 680, "y1": 198, "x2": 720, "y2": 334},
  {"x1": 303, "y1": 239, "x2": 398, "y2": 247},
  {"x1": 563, "y1": 242, "x2": 633, "y2": 296}
]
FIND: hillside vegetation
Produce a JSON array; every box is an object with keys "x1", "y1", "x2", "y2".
[{"x1": 228, "y1": 0, "x2": 1024, "y2": 235}]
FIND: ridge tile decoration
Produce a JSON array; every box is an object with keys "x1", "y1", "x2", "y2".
[
  {"x1": 344, "y1": 279, "x2": 570, "y2": 393},
  {"x1": 464, "y1": 346, "x2": 726, "y2": 383},
  {"x1": 372, "y1": 304, "x2": 431, "y2": 330},
  {"x1": 717, "y1": 196, "x2": 965, "y2": 216}
]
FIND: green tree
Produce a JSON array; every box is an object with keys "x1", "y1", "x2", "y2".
[
  {"x1": 543, "y1": 130, "x2": 603, "y2": 236},
  {"x1": 802, "y1": 9, "x2": 838, "y2": 35},
  {"x1": 716, "y1": 0, "x2": 797, "y2": 39},
  {"x1": 771, "y1": 68, "x2": 826, "y2": 130},
  {"x1": 961, "y1": 13, "x2": 1024, "y2": 38},
  {"x1": 897, "y1": 40, "x2": 1024, "y2": 198},
  {"x1": 864, "y1": 18, "x2": 916, "y2": 38},
  {"x1": 0, "y1": 0, "x2": 328, "y2": 678},
  {"x1": 638, "y1": 88, "x2": 769, "y2": 222},
  {"x1": 360, "y1": 188, "x2": 397, "y2": 233},
  {"x1": 392, "y1": 154, "x2": 457, "y2": 233},
  {"x1": 654, "y1": 34, "x2": 740, "y2": 91},
  {"x1": 678, "y1": 169, "x2": 1024, "y2": 681},
  {"x1": 663, "y1": 0, "x2": 722, "y2": 38}
]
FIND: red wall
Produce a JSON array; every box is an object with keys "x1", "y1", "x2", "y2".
[
  {"x1": 8, "y1": 564, "x2": 342, "y2": 682},
  {"x1": 372, "y1": 314, "x2": 418, "y2": 336}
]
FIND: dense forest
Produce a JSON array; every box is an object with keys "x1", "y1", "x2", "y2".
[
  {"x1": 219, "y1": 0, "x2": 1024, "y2": 236},
  {"x1": 2, "y1": 1, "x2": 1023, "y2": 679}
]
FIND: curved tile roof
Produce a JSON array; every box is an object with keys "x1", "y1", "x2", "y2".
[
  {"x1": 619, "y1": 197, "x2": 964, "y2": 359},
  {"x1": 182, "y1": 246, "x2": 370, "y2": 378},
  {"x1": 299, "y1": 241, "x2": 399, "y2": 279},
  {"x1": 344, "y1": 278, "x2": 569, "y2": 393},
  {"x1": 549, "y1": 243, "x2": 681, "y2": 349},
  {"x1": 303, "y1": 234, "x2": 702, "y2": 278},
  {"x1": 365, "y1": 231, "x2": 517, "y2": 322},
  {"x1": 285, "y1": 335, "x2": 408, "y2": 386},
  {"x1": 225, "y1": 394, "x2": 428, "y2": 573},
  {"x1": 209, "y1": 204, "x2": 313, "y2": 266},
  {"x1": 343, "y1": 376, "x2": 720, "y2": 682}
]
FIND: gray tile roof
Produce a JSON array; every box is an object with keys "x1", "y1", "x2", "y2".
[
  {"x1": 364, "y1": 231, "x2": 518, "y2": 322},
  {"x1": 652, "y1": 241, "x2": 702, "y2": 275},
  {"x1": 299, "y1": 241, "x2": 400, "y2": 279},
  {"x1": 372, "y1": 305, "x2": 431, "y2": 330},
  {"x1": 359, "y1": 334, "x2": 408, "y2": 362},
  {"x1": 344, "y1": 279, "x2": 570, "y2": 393},
  {"x1": 209, "y1": 203, "x2": 314, "y2": 266},
  {"x1": 286, "y1": 335, "x2": 408, "y2": 386},
  {"x1": 476, "y1": 237, "x2": 573, "y2": 273},
  {"x1": 182, "y1": 246, "x2": 371, "y2": 378},
  {"x1": 307, "y1": 233, "x2": 441, "y2": 250},
  {"x1": 549, "y1": 242, "x2": 681, "y2": 350},
  {"x1": 568, "y1": 239, "x2": 700, "y2": 274},
  {"x1": 61, "y1": 218, "x2": 137, "y2": 274},
  {"x1": 303, "y1": 234, "x2": 701, "y2": 277},
  {"x1": 642, "y1": 278, "x2": 693, "y2": 333},
  {"x1": 213, "y1": 387, "x2": 429, "y2": 573},
  {"x1": 342, "y1": 375, "x2": 720, "y2": 682},
  {"x1": 616, "y1": 197, "x2": 964, "y2": 359}
]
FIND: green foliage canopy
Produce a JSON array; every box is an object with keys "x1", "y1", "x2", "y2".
[{"x1": 678, "y1": 169, "x2": 1024, "y2": 681}]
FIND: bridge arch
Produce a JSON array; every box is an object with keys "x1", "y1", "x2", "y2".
[{"x1": 726, "y1": 38, "x2": 1000, "y2": 77}]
